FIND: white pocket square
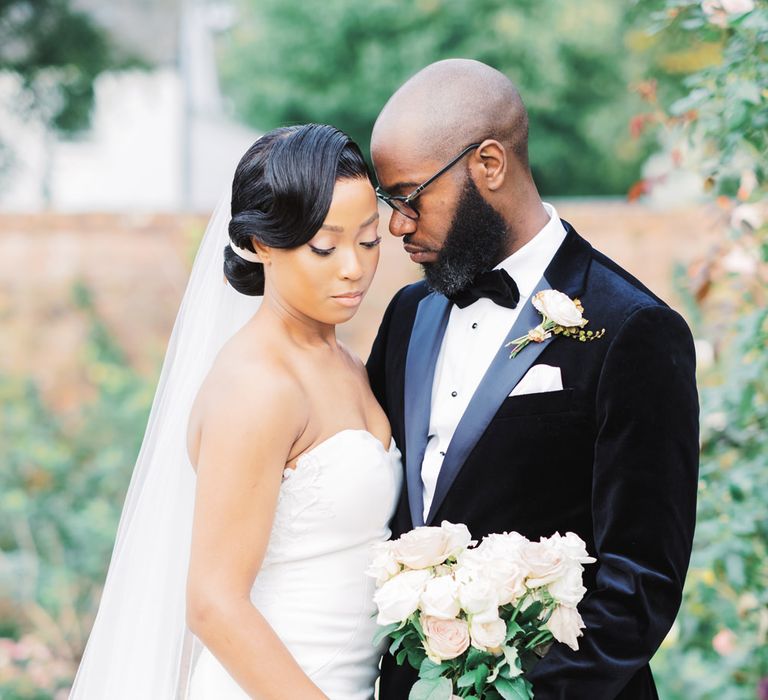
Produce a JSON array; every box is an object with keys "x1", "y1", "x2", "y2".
[{"x1": 509, "y1": 364, "x2": 563, "y2": 397}]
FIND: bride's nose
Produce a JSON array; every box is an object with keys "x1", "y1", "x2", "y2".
[{"x1": 338, "y1": 248, "x2": 364, "y2": 281}]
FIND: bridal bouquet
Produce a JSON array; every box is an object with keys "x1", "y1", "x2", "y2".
[{"x1": 367, "y1": 522, "x2": 595, "y2": 700}]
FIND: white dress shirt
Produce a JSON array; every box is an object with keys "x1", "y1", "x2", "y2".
[{"x1": 421, "y1": 202, "x2": 568, "y2": 520}]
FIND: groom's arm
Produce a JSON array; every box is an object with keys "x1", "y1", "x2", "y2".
[{"x1": 527, "y1": 305, "x2": 699, "y2": 699}]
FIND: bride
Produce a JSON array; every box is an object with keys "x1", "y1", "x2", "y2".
[{"x1": 70, "y1": 124, "x2": 402, "y2": 699}]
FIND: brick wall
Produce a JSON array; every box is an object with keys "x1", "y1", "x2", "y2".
[{"x1": 0, "y1": 200, "x2": 721, "y2": 408}]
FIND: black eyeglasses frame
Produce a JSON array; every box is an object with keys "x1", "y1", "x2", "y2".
[{"x1": 375, "y1": 142, "x2": 482, "y2": 220}]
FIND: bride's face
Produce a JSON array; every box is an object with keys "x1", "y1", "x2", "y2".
[{"x1": 261, "y1": 178, "x2": 381, "y2": 325}]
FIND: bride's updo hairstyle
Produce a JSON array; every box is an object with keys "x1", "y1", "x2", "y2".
[{"x1": 224, "y1": 124, "x2": 374, "y2": 296}]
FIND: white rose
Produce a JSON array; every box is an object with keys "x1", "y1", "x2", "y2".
[
  {"x1": 421, "y1": 616, "x2": 470, "y2": 662},
  {"x1": 366, "y1": 541, "x2": 401, "y2": 586},
  {"x1": 458, "y1": 578, "x2": 499, "y2": 623},
  {"x1": 391, "y1": 521, "x2": 471, "y2": 569},
  {"x1": 440, "y1": 521, "x2": 474, "y2": 558},
  {"x1": 373, "y1": 569, "x2": 433, "y2": 625},
  {"x1": 469, "y1": 617, "x2": 506, "y2": 653},
  {"x1": 546, "y1": 605, "x2": 586, "y2": 651},
  {"x1": 489, "y1": 559, "x2": 528, "y2": 606},
  {"x1": 420, "y1": 575, "x2": 461, "y2": 620},
  {"x1": 547, "y1": 566, "x2": 587, "y2": 608},
  {"x1": 547, "y1": 532, "x2": 596, "y2": 566},
  {"x1": 532, "y1": 290, "x2": 585, "y2": 328},
  {"x1": 391, "y1": 527, "x2": 450, "y2": 569},
  {"x1": 473, "y1": 533, "x2": 529, "y2": 605},
  {"x1": 521, "y1": 540, "x2": 566, "y2": 588}
]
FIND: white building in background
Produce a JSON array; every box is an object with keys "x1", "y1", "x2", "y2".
[{"x1": 0, "y1": 0, "x2": 259, "y2": 213}]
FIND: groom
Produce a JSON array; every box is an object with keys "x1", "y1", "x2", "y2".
[{"x1": 367, "y1": 59, "x2": 699, "y2": 699}]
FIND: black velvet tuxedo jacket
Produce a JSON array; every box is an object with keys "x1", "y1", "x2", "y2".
[{"x1": 367, "y1": 223, "x2": 699, "y2": 700}]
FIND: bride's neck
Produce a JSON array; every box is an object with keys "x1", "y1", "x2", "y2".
[{"x1": 256, "y1": 294, "x2": 338, "y2": 349}]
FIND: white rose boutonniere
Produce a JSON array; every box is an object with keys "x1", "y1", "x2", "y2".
[{"x1": 506, "y1": 289, "x2": 605, "y2": 359}]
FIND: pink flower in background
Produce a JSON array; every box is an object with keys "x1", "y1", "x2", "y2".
[
  {"x1": 702, "y1": 0, "x2": 755, "y2": 26},
  {"x1": 721, "y1": 0, "x2": 755, "y2": 12},
  {"x1": 731, "y1": 203, "x2": 764, "y2": 232},
  {"x1": 757, "y1": 677, "x2": 768, "y2": 700},
  {"x1": 712, "y1": 628, "x2": 737, "y2": 656}
]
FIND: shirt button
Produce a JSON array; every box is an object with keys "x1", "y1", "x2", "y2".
[
  {"x1": 472, "y1": 322, "x2": 478, "y2": 329},
  {"x1": 451, "y1": 390, "x2": 458, "y2": 397}
]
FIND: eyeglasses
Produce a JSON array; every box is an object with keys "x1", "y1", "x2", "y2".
[{"x1": 375, "y1": 142, "x2": 482, "y2": 220}]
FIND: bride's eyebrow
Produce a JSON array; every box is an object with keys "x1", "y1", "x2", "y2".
[
  {"x1": 320, "y1": 211, "x2": 379, "y2": 233},
  {"x1": 359, "y1": 212, "x2": 379, "y2": 228}
]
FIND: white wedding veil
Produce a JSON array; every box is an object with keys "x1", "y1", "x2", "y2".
[{"x1": 70, "y1": 192, "x2": 262, "y2": 698}]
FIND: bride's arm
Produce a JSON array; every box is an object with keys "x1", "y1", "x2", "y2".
[{"x1": 185, "y1": 364, "x2": 325, "y2": 700}]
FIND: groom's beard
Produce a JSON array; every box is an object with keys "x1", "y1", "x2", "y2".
[{"x1": 420, "y1": 177, "x2": 509, "y2": 297}]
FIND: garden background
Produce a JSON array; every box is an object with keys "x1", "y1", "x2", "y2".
[{"x1": 0, "y1": 0, "x2": 765, "y2": 698}]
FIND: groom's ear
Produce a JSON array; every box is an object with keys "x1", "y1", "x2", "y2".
[{"x1": 474, "y1": 139, "x2": 506, "y2": 193}]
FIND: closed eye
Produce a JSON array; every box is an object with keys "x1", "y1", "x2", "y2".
[
  {"x1": 309, "y1": 244, "x2": 334, "y2": 256},
  {"x1": 360, "y1": 237, "x2": 382, "y2": 249}
]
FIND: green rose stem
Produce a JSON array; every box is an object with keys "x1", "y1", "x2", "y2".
[{"x1": 506, "y1": 318, "x2": 605, "y2": 359}]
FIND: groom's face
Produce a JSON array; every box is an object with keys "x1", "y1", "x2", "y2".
[
  {"x1": 372, "y1": 147, "x2": 508, "y2": 295},
  {"x1": 372, "y1": 151, "x2": 459, "y2": 265}
]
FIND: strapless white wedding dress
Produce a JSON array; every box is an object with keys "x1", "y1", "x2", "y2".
[{"x1": 187, "y1": 429, "x2": 402, "y2": 700}]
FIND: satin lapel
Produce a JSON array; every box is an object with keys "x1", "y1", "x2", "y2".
[
  {"x1": 404, "y1": 292, "x2": 451, "y2": 527},
  {"x1": 425, "y1": 276, "x2": 555, "y2": 524}
]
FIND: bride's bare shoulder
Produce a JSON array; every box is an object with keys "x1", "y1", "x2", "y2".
[{"x1": 189, "y1": 325, "x2": 308, "y2": 446}]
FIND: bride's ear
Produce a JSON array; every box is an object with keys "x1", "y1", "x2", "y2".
[{"x1": 252, "y1": 237, "x2": 271, "y2": 264}]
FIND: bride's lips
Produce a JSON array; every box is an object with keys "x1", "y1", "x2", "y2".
[
  {"x1": 331, "y1": 291, "x2": 364, "y2": 307},
  {"x1": 404, "y1": 243, "x2": 436, "y2": 264}
]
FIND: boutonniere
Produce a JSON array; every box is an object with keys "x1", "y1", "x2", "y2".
[{"x1": 506, "y1": 289, "x2": 605, "y2": 359}]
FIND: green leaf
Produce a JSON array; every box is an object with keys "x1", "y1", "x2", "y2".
[
  {"x1": 389, "y1": 633, "x2": 406, "y2": 655},
  {"x1": 408, "y1": 676, "x2": 454, "y2": 700},
  {"x1": 505, "y1": 619, "x2": 524, "y2": 640},
  {"x1": 466, "y1": 645, "x2": 491, "y2": 668},
  {"x1": 407, "y1": 646, "x2": 426, "y2": 669},
  {"x1": 474, "y1": 663, "x2": 490, "y2": 695},
  {"x1": 419, "y1": 657, "x2": 448, "y2": 679},
  {"x1": 374, "y1": 622, "x2": 399, "y2": 646},
  {"x1": 515, "y1": 601, "x2": 545, "y2": 625},
  {"x1": 457, "y1": 668, "x2": 477, "y2": 688},
  {"x1": 494, "y1": 675, "x2": 533, "y2": 700}
]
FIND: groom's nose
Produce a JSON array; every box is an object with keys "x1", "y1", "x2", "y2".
[{"x1": 387, "y1": 209, "x2": 417, "y2": 238}]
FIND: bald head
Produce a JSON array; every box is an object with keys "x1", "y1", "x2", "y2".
[{"x1": 372, "y1": 59, "x2": 529, "y2": 167}]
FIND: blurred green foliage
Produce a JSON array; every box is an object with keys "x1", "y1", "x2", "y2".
[
  {"x1": 634, "y1": 1, "x2": 768, "y2": 698},
  {"x1": 0, "y1": 283, "x2": 153, "y2": 698},
  {"x1": 217, "y1": 0, "x2": 663, "y2": 196},
  {"x1": 0, "y1": 0, "x2": 138, "y2": 186}
]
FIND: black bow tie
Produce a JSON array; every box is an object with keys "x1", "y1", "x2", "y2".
[{"x1": 448, "y1": 268, "x2": 520, "y2": 309}]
